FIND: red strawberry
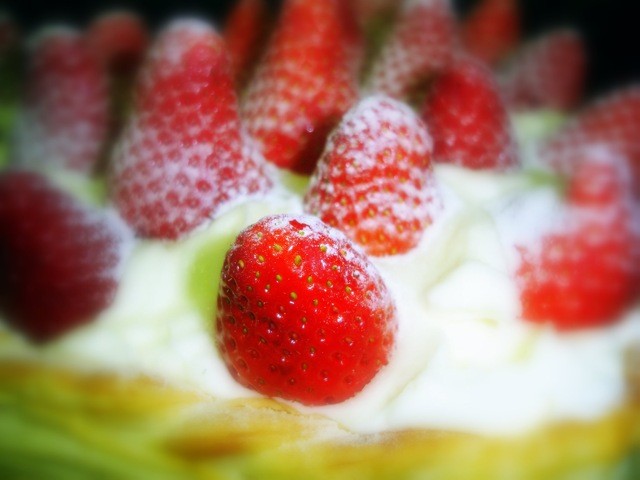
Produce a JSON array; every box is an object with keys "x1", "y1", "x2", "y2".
[
  {"x1": 461, "y1": 0, "x2": 521, "y2": 66},
  {"x1": 242, "y1": 0, "x2": 363, "y2": 174},
  {"x1": 515, "y1": 148, "x2": 639, "y2": 330},
  {"x1": 421, "y1": 55, "x2": 519, "y2": 170},
  {"x1": 110, "y1": 19, "x2": 272, "y2": 240},
  {"x1": 500, "y1": 29, "x2": 587, "y2": 112},
  {"x1": 0, "y1": 170, "x2": 132, "y2": 342},
  {"x1": 223, "y1": 0, "x2": 272, "y2": 87},
  {"x1": 304, "y1": 95, "x2": 440, "y2": 256},
  {"x1": 540, "y1": 86, "x2": 640, "y2": 194},
  {"x1": 12, "y1": 27, "x2": 110, "y2": 174},
  {"x1": 367, "y1": 0, "x2": 458, "y2": 100},
  {"x1": 216, "y1": 214, "x2": 397, "y2": 405},
  {"x1": 86, "y1": 10, "x2": 149, "y2": 76}
]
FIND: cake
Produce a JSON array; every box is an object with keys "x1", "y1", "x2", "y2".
[{"x1": 1, "y1": 1, "x2": 639, "y2": 478}]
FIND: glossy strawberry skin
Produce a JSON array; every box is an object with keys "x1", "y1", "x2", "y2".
[
  {"x1": 368, "y1": 0, "x2": 457, "y2": 101},
  {"x1": 12, "y1": 28, "x2": 110, "y2": 174},
  {"x1": 516, "y1": 150, "x2": 639, "y2": 330},
  {"x1": 0, "y1": 171, "x2": 131, "y2": 342},
  {"x1": 305, "y1": 96, "x2": 440, "y2": 256},
  {"x1": 461, "y1": 0, "x2": 520, "y2": 66},
  {"x1": 216, "y1": 214, "x2": 397, "y2": 405},
  {"x1": 421, "y1": 55, "x2": 519, "y2": 170},
  {"x1": 541, "y1": 86, "x2": 640, "y2": 194},
  {"x1": 242, "y1": 0, "x2": 362, "y2": 174},
  {"x1": 501, "y1": 29, "x2": 586, "y2": 112},
  {"x1": 111, "y1": 20, "x2": 272, "y2": 240}
]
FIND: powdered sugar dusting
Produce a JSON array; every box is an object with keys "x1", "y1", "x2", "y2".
[
  {"x1": 111, "y1": 19, "x2": 272, "y2": 239},
  {"x1": 367, "y1": 0, "x2": 457, "y2": 100},
  {"x1": 305, "y1": 95, "x2": 441, "y2": 256},
  {"x1": 12, "y1": 27, "x2": 110, "y2": 173}
]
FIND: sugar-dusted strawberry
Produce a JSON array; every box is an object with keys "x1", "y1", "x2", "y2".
[
  {"x1": 242, "y1": 0, "x2": 362, "y2": 174},
  {"x1": 86, "y1": 10, "x2": 149, "y2": 76},
  {"x1": 367, "y1": 0, "x2": 458, "y2": 101},
  {"x1": 110, "y1": 19, "x2": 272, "y2": 240},
  {"x1": 216, "y1": 214, "x2": 397, "y2": 405},
  {"x1": 500, "y1": 29, "x2": 587, "y2": 112},
  {"x1": 515, "y1": 147, "x2": 639, "y2": 330},
  {"x1": 12, "y1": 27, "x2": 110, "y2": 174},
  {"x1": 223, "y1": 0, "x2": 272, "y2": 87},
  {"x1": 540, "y1": 86, "x2": 640, "y2": 193},
  {"x1": 461, "y1": 0, "x2": 521, "y2": 66},
  {"x1": 0, "y1": 170, "x2": 132, "y2": 342},
  {"x1": 421, "y1": 55, "x2": 519, "y2": 170},
  {"x1": 305, "y1": 96, "x2": 440, "y2": 256}
]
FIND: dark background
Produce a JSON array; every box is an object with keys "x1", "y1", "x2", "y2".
[{"x1": 6, "y1": 0, "x2": 639, "y2": 96}]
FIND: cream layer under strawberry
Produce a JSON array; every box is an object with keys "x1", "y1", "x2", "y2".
[{"x1": 1, "y1": 129, "x2": 638, "y2": 435}]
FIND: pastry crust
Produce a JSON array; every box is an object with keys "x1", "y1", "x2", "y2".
[{"x1": 1, "y1": 360, "x2": 638, "y2": 479}]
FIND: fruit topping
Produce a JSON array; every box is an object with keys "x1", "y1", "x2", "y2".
[
  {"x1": 242, "y1": 0, "x2": 362, "y2": 174},
  {"x1": 540, "y1": 86, "x2": 640, "y2": 194},
  {"x1": 86, "y1": 10, "x2": 150, "y2": 77},
  {"x1": 12, "y1": 27, "x2": 110, "y2": 174},
  {"x1": 461, "y1": 0, "x2": 521, "y2": 66},
  {"x1": 515, "y1": 147, "x2": 639, "y2": 330},
  {"x1": 223, "y1": 0, "x2": 272, "y2": 88},
  {"x1": 367, "y1": 0, "x2": 458, "y2": 101},
  {"x1": 500, "y1": 29, "x2": 587, "y2": 112},
  {"x1": 110, "y1": 19, "x2": 272, "y2": 240},
  {"x1": 0, "y1": 170, "x2": 132, "y2": 342},
  {"x1": 216, "y1": 214, "x2": 397, "y2": 405},
  {"x1": 305, "y1": 95, "x2": 440, "y2": 256},
  {"x1": 421, "y1": 55, "x2": 519, "y2": 170}
]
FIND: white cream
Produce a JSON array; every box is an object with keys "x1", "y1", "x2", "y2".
[{"x1": 0, "y1": 164, "x2": 638, "y2": 438}]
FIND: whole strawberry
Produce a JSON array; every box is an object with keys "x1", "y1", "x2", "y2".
[
  {"x1": 540, "y1": 86, "x2": 640, "y2": 193},
  {"x1": 461, "y1": 0, "x2": 520, "y2": 66},
  {"x1": 86, "y1": 10, "x2": 149, "y2": 76},
  {"x1": 242, "y1": 0, "x2": 362, "y2": 174},
  {"x1": 367, "y1": 0, "x2": 458, "y2": 101},
  {"x1": 12, "y1": 27, "x2": 110, "y2": 174},
  {"x1": 223, "y1": 0, "x2": 272, "y2": 87},
  {"x1": 500, "y1": 29, "x2": 586, "y2": 112},
  {"x1": 110, "y1": 19, "x2": 272, "y2": 240},
  {"x1": 421, "y1": 55, "x2": 519, "y2": 170},
  {"x1": 0, "y1": 170, "x2": 132, "y2": 342},
  {"x1": 216, "y1": 214, "x2": 397, "y2": 405},
  {"x1": 515, "y1": 148, "x2": 639, "y2": 330},
  {"x1": 305, "y1": 95, "x2": 440, "y2": 256}
]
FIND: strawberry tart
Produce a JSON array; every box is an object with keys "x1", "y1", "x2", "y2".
[{"x1": 0, "y1": 1, "x2": 639, "y2": 478}]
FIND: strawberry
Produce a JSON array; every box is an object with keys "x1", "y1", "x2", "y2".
[
  {"x1": 0, "y1": 170, "x2": 132, "y2": 342},
  {"x1": 216, "y1": 214, "x2": 397, "y2": 405},
  {"x1": 461, "y1": 0, "x2": 521, "y2": 66},
  {"x1": 367, "y1": 0, "x2": 458, "y2": 101},
  {"x1": 421, "y1": 55, "x2": 519, "y2": 170},
  {"x1": 515, "y1": 147, "x2": 639, "y2": 330},
  {"x1": 540, "y1": 86, "x2": 640, "y2": 194},
  {"x1": 110, "y1": 19, "x2": 272, "y2": 240},
  {"x1": 242, "y1": 0, "x2": 362, "y2": 174},
  {"x1": 304, "y1": 95, "x2": 440, "y2": 256},
  {"x1": 12, "y1": 27, "x2": 110, "y2": 174},
  {"x1": 86, "y1": 10, "x2": 149, "y2": 76},
  {"x1": 500, "y1": 29, "x2": 587, "y2": 112},
  {"x1": 223, "y1": 0, "x2": 272, "y2": 87}
]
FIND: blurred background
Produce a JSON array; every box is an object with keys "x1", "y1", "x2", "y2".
[{"x1": 5, "y1": 0, "x2": 639, "y2": 96}]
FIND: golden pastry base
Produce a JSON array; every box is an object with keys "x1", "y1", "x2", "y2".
[{"x1": 0, "y1": 361, "x2": 638, "y2": 479}]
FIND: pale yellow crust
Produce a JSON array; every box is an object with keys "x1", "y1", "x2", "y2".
[{"x1": 1, "y1": 361, "x2": 638, "y2": 479}]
